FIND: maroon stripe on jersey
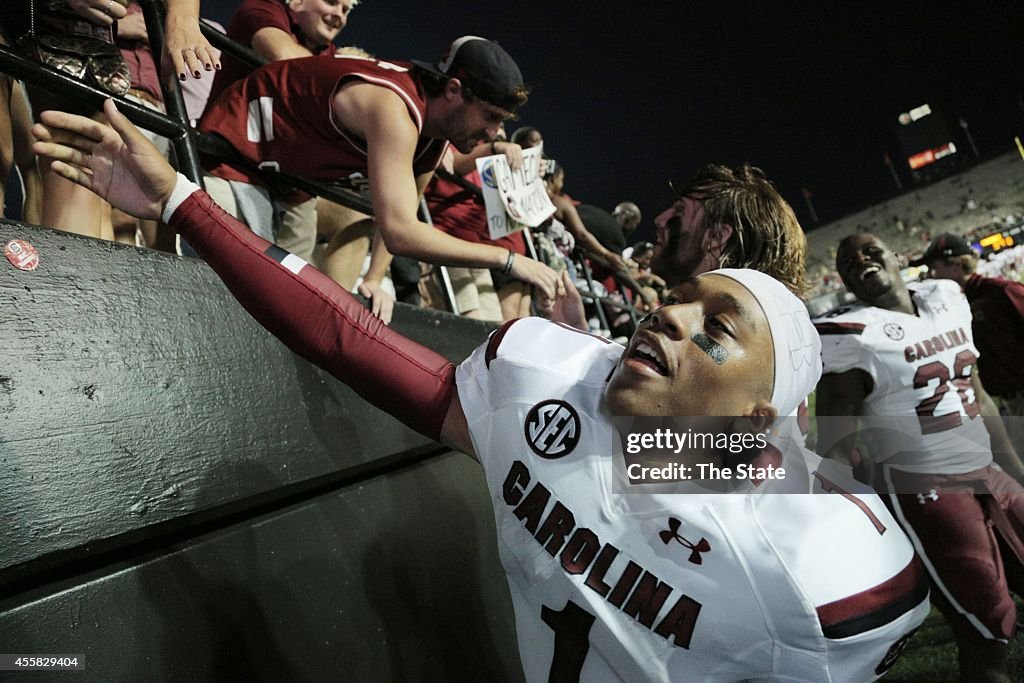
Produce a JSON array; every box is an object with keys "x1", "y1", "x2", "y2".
[
  {"x1": 814, "y1": 322, "x2": 866, "y2": 335},
  {"x1": 817, "y1": 556, "x2": 928, "y2": 639},
  {"x1": 485, "y1": 319, "x2": 520, "y2": 369}
]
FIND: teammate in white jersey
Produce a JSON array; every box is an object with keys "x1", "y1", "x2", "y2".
[
  {"x1": 814, "y1": 232, "x2": 1024, "y2": 683},
  {"x1": 34, "y1": 102, "x2": 928, "y2": 682}
]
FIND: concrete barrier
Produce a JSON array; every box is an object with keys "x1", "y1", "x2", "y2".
[{"x1": 0, "y1": 221, "x2": 523, "y2": 681}]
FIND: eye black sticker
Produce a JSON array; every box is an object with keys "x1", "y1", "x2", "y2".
[{"x1": 691, "y1": 333, "x2": 728, "y2": 365}]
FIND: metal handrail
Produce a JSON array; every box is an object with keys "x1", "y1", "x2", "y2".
[
  {"x1": 0, "y1": 44, "x2": 185, "y2": 138},
  {"x1": 138, "y1": 0, "x2": 203, "y2": 186},
  {"x1": 575, "y1": 252, "x2": 613, "y2": 332},
  {"x1": 198, "y1": 18, "x2": 265, "y2": 71}
]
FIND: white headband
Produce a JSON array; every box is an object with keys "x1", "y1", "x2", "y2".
[{"x1": 709, "y1": 269, "x2": 821, "y2": 417}]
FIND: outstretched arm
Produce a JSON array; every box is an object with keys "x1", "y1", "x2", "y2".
[
  {"x1": 32, "y1": 99, "x2": 473, "y2": 454},
  {"x1": 551, "y1": 195, "x2": 654, "y2": 308},
  {"x1": 550, "y1": 194, "x2": 627, "y2": 274},
  {"x1": 334, "y1": 83, "x2": 564, "y2": 308}
]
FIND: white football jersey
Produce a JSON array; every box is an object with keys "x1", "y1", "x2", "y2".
[
  {"x1": 815, "y1": 280, "x2": 991, "y2": 473},
  {"x1": 456, "y1": 318, "x2": 928, "y2": 682}
]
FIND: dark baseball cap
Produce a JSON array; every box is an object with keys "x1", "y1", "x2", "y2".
[
  {"x1": 412, "y1": 36, "x2": 526, "y2": 113},
  {"x1": 909, "y1": 233, "x2": 976, "y2": 266}
]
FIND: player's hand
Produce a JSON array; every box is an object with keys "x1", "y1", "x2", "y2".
[
  {"x1": 510, "y1": 255, "x2": 563, "y2": 307},
  {"x1": 541, "y1": 271, "x2": 588, "y2": 330},
  {"x1": 32, "y1": 99, "x2": 177, "y2": 221},
  {"x1": 66, "y1": 0, "x2": 127, "y2": 27},
  {"x1": 117, "y1": 8, "x2": 148, "y2": 41},
  {"x1": 357, "y1": 278, "x2": 395, "y2": 325},
  {"x1": 164, "y1": 15, "x2": 220, "y2": 81}
]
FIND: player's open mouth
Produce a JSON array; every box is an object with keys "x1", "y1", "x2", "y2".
[
  {"x1": 859, "y1": 264, "x2": 881, "y2": 280},
  {"x1": 627, "y1": 338, "x2": 669, "y2": 376},
  {"x1": 325, "y1": 17, "x2": 342, "y2": 29}
]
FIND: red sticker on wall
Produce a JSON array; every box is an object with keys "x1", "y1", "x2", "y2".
[{"x1": 4, "y1": 239, "x2": 39, "y2": 271}]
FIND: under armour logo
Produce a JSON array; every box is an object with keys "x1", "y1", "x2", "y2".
[
  {"x1": 524, "y1": 400, "x2": 581, "y2": 459},
  {"x1": 659, "y1": 517, "x2": 711, "y2": 565},
  {"x1": 916, "y1": 489, "x2": 938, "y2": 504}
]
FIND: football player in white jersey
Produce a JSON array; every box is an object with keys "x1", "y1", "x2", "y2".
[
  {"x1": 34, "y1": 102, "x2": 928, "y2": 682},
  {"x1": 814, "y1": 232, "x2": 1024, "y2": 683}
]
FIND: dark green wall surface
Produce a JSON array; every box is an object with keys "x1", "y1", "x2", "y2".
[{"x1": 0, "y1": 221, "x2": 523, "y2": 682}]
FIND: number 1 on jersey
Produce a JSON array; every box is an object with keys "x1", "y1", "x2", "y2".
[{"x1": 542, "y1": 600, "x2": 596, "y2": 683}]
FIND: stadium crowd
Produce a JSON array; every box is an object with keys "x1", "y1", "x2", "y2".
[{"x1": 4, "y1": 1, "x2": 1024, "y2": 681}]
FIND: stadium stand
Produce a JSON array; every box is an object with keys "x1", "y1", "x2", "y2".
[{"x1": 805, "y1": 151, "x2": 1024, "y2": 307}]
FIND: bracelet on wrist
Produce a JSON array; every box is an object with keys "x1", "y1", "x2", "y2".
[
  {"x1": 502, "y1": 249, "x2": 515, "y2": 275},
  {"x1": 490, "y1": 140, "x2": 499, "y2": 155}
]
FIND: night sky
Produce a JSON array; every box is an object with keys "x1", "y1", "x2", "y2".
[{"x1": 203, "y1": 1, "x2": 1024, "y2": 241}]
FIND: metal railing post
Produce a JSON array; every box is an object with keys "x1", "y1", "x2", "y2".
[{"x1": 138, "y1": 0, "x2": 204, "y2": 187}]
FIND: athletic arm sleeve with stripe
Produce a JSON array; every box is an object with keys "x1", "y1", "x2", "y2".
[{"x1": 163, "y1": 176, "x2": 456, "y2": 441}]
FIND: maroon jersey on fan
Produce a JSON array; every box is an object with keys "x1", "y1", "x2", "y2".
[
  {"x1": 199, "y1": 54, "x2": 448, "y2": 187},
  {"x1": 205, "y1": 0, "x2": 337, "y2": 110}
]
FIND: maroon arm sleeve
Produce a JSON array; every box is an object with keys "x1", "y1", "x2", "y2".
[{"x1": 169, "y1": 190, "x2": 456, "y2": 441}]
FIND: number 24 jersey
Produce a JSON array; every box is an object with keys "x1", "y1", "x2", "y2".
[{"x1": 815, "y1": 280, "x2": 990, "y2": 473}]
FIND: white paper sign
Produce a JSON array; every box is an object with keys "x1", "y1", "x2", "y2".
[{"x1": 476, "y1": 146, "x2": 555, "y2": 240}]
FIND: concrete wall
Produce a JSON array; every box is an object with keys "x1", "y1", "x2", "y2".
[{"x1": 0, "y1": 221, "x2": 523, "y2": 682}]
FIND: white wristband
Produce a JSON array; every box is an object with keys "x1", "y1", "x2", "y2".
[{"x1": 161, "y1": 172, "x2": 202, "y2": 224}]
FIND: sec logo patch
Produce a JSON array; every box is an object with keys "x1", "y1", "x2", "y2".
[
  {"x1": 883, "y1": 322, "x2": 905, "y2": 341},
  {"x1": 524, "y1": 400, "x2": 580, "y2": 459}
]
